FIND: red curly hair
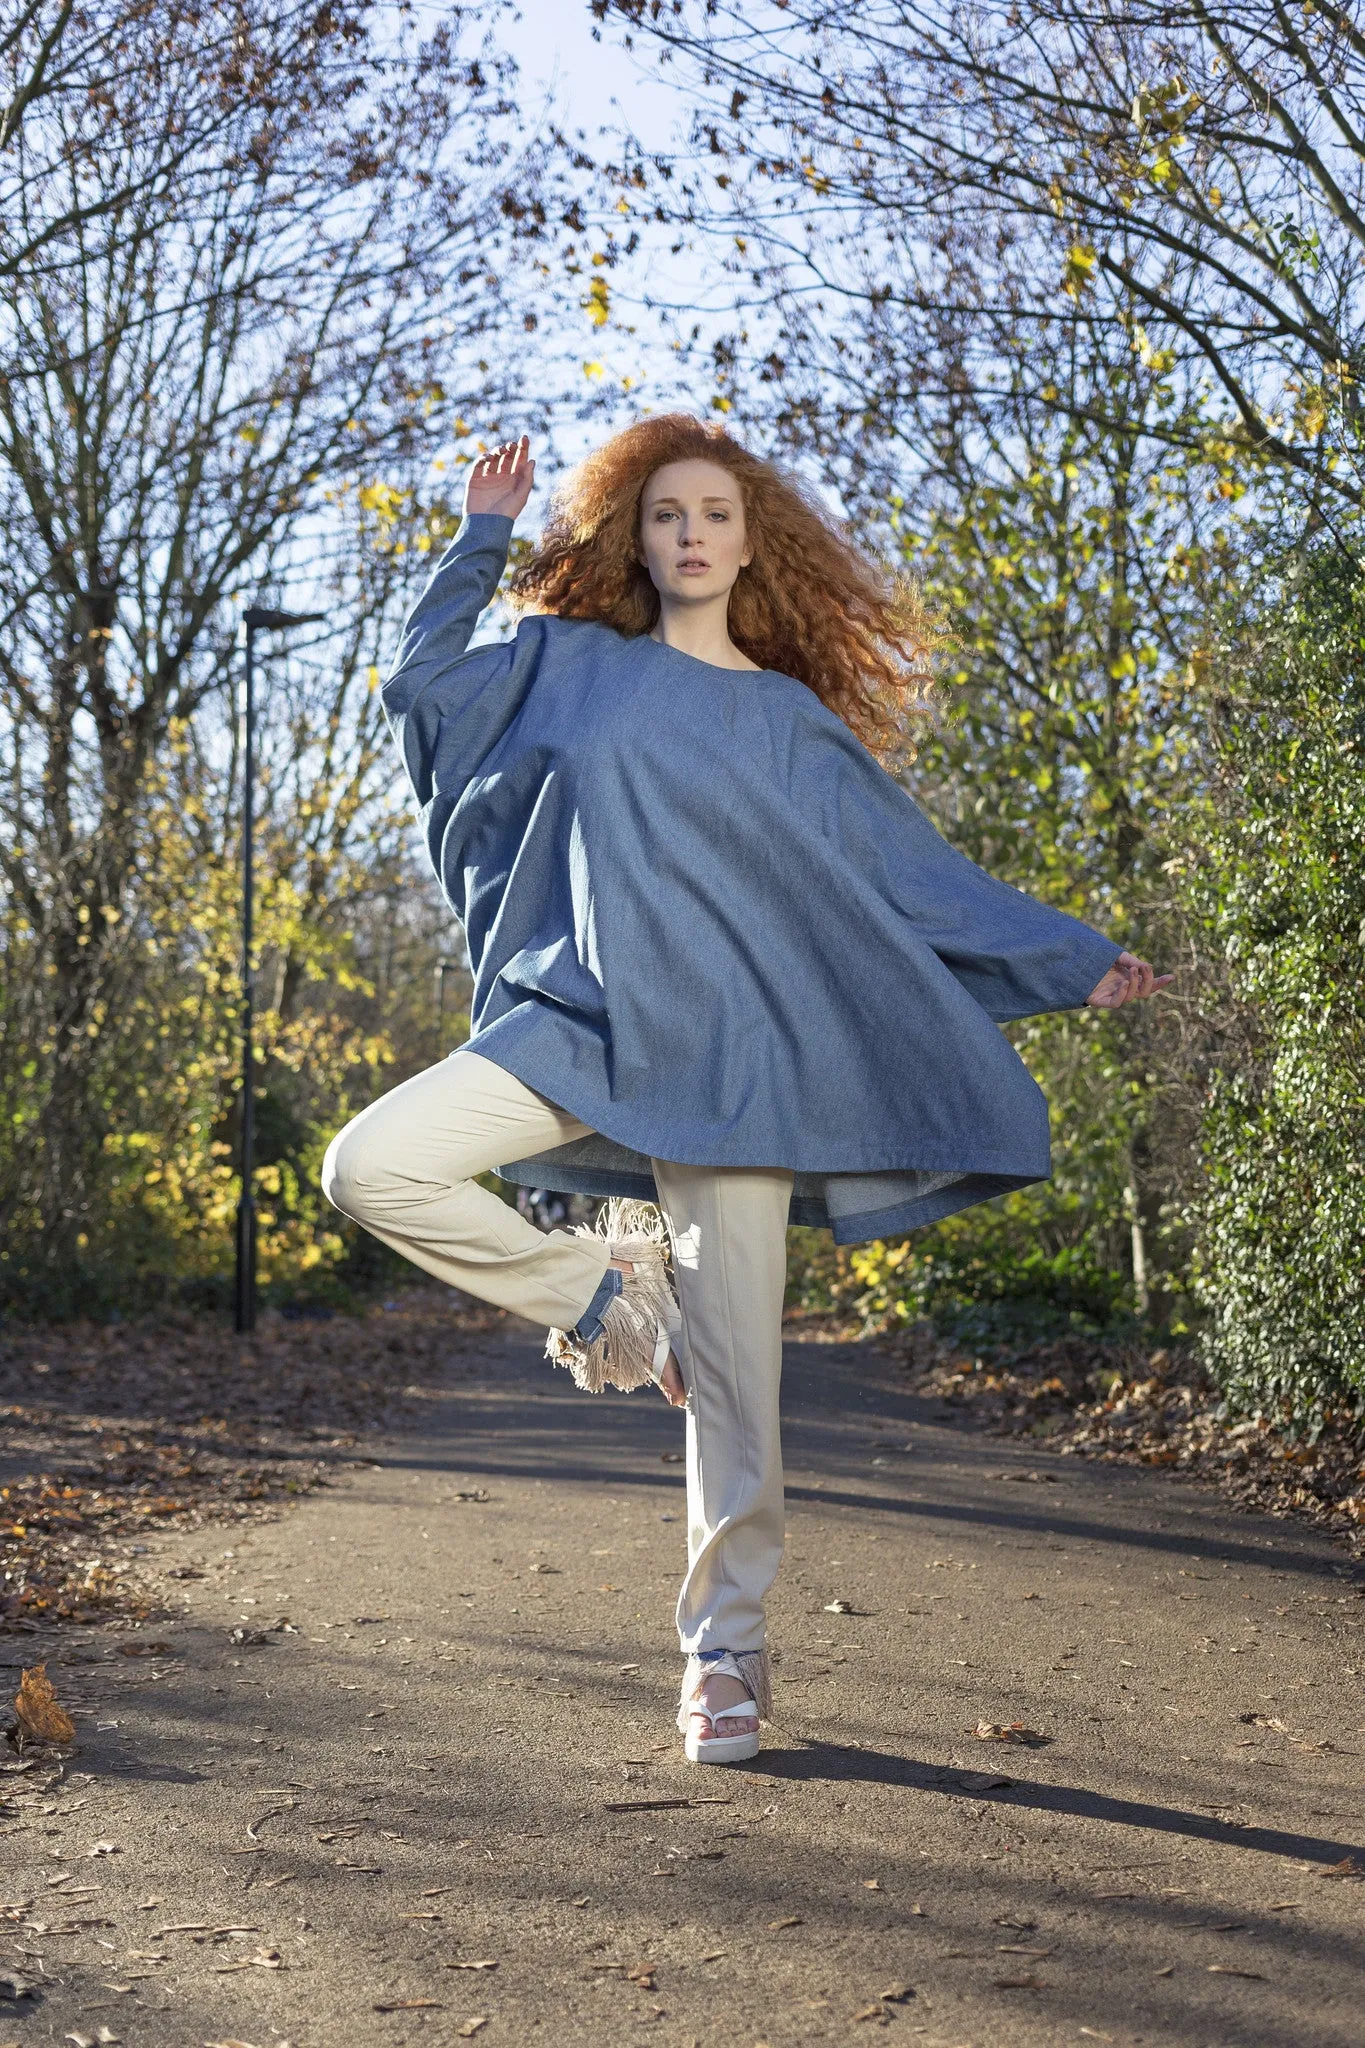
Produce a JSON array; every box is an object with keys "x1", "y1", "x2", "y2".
[{"x1": 508, "y1": 414, "x2": 936, "y2": 756}]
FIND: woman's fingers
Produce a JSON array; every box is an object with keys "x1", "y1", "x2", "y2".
[
  {"x1": 463, "y1": 436, "x2": 534, "y2": 519},
  {"x1": 1086, "y1": 953, "x2": 1173, "y2": 1007}
]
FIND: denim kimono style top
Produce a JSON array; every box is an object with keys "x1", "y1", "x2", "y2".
[{"x1": 382, "y1": 512, "x2": 1121, "y2": 1245}]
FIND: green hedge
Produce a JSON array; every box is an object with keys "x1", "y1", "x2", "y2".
[{"x1": 1189, "y1": 548, "x2": 1365, "y2": 1430}]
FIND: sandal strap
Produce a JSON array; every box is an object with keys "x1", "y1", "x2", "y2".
[
  {"x1": 677, "y1": 1648, "x2": 759, "y2": 1733},
  {"x1": 694, "y1": 1697, "x2": 758, "y2": 1727},
  {"x1": 688, "y1": 1649, "x2": 744, "y2": 1684}
]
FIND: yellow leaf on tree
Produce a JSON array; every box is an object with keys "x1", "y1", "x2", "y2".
[
  {"x1": 358, "y1": 480, "x2": 407, "y2": 518},
  {"x1": 1061, "y1": 243, "x2": 1097, "y2": 298},
  {"x1": 583, "y1": 276, "x2": 610, "y2": 327}
]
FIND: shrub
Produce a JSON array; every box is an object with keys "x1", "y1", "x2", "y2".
[{"x1": 1187, "y1": 548, "x2": 1365, "y2": 1430}]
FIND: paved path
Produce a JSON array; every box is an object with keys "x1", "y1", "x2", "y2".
[{"x1": 4, "y1": 1325, "x2": 1363, "y2": 2047}]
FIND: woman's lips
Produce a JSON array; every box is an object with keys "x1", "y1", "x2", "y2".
[{"x1": 678, "y1": 558, "x2": 711, "y2": 573}]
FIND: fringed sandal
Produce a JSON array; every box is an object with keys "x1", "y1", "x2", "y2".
[
  {"x1": 677, "y1": 1649, "x2": 770, "y2": 1765},
  {"x1": 545, "y1": 1197, "x2": 682, "y2": 1395}
]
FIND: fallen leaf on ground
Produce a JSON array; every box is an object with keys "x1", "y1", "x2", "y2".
[
  {"x1": 880, "y1": 1981, "x2": 914, "y2": 2002},
  {"x1": 449, "y1": 1489, "x2": 491, "y2": 1501},
  {"x1": 374, "y1": 2000, "x2": 444, "y2": 2012},
  {"x1": 824, "y1": 1599, "x2": 854, "y2": 1614},
  {"x1": 972, "y1": 1722, "x2": 1051, "y2": 1746},
  {"x1": 444, "y1": 1961, "x2": 498, "y2": 1972},
  {"x1": 86, "y1": 1841, "x2": 119, "y2": 1857},
  {"x1": 957, "y1": 1772, "x2": 1012, "y2": 1792},
  {"x1": 13, "y1": 1665, "x2": 75, "y2": 1745},
  {"x1": 1208, "y1": 1965, "x2": 1265, "y2": 1979},
  {"x1": 659, "y1": 1453, "x2": 683, "y2": 1464},
  {"x1": 993, "y1": 1974, "x2": 1048, "y2": 1990},
  {"x1": 0, "y1": 1974, "x2": 36, "y2": 2000},
  {"x1": 862, "y1": 1878, "x2": 883, "y2": 1891},
  {"x1": 768, "y1": 1915, "x2": 803, "y2": 1930},
  {"x1": 852, "y1": 2006, "x2": 888, "y2": 2025},
  {"x1": 456, "y1": 2021, "x2": 488, "y2": 2039},
  {"x1": 1322, "y1": 1858, "x2": 1364, "y2": 1879}
]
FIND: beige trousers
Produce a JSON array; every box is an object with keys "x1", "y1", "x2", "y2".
[{"x1": 322, "y1": 1051, "x2": 792, "y2": 1657}]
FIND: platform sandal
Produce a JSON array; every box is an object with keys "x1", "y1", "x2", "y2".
[
  {"x1": 677, "y1": 1650, "x2": 763, "y2": 1765},
  {"x1": 545, "y1": 1198, "x2": 682, "y2": 1395}
]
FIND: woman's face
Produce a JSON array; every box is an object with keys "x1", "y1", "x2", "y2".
[{"x1": 637, "y1": 458, "x2": 752, "y2": 606}]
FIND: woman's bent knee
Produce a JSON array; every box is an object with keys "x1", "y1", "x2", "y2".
[{"x1": 321, "y1": 1120, "x2": 385, "y2": 1220}]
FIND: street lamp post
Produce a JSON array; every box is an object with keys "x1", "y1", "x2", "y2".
[
  {"x1": 436, "y1": 956, "x2": 461, "y2": 1023},
  {"x1": 235, "y1": 604, "x2": 325, "y2": 1336}
]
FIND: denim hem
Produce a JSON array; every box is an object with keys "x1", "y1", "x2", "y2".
[{"x1": 569, "y1": 1264, "x2": 621, "y2": 1346}]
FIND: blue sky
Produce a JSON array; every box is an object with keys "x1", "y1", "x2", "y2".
[{"x1": 500, "y1": 0, "x2": 687, "y2": 154}]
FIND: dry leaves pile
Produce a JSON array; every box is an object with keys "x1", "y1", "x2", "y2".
[
  {"x1": 888, "y1": 1325, "x2": 1365, "y2": 1556},
  {"x1": 0, "y1": 1288, "x2": 498, "y2": 1627}
]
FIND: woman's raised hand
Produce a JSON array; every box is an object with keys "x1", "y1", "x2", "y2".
[
  {"x1": 1085, "y1": 950, "x2": 1174, "y2": 1009},
  {"x1": 463, "y1": 435, "x2": 535, "y2": 522}
]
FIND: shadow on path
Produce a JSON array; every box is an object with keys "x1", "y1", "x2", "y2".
[{"x1": 761, "y1": 1740, "x2": 1365, "y2": 1866}]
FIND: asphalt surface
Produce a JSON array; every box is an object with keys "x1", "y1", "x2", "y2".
[{"x1": 3, "y1": 1322, "x2": 1363, "y2": 2048}]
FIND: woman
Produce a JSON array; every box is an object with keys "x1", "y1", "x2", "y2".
[{"x1": 323, "y1": 416, "x2": 1169, "y2": 1766}]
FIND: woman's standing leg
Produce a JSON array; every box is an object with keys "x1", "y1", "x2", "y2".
[{"x1": 650, "y1": 1159, "x2": 794, "y2": 1746}]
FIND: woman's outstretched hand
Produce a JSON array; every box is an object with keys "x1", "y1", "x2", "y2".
[
  {"x1": 464, "y1": 434, "x2": 535, "y2": 522},
  {"x1": 1086, "y1": 950, "x2": 1174, "y2": 1009}
]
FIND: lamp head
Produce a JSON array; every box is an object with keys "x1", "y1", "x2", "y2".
[{"x1": 244, "y1": 606, "x2": 326, "y2": 630}]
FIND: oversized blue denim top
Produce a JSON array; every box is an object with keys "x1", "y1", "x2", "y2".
[{"x1": 382, "y1": 513, "x2": 1121, "y2": 1245}]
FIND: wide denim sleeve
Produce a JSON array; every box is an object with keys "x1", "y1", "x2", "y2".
[
  {"x1": 381, "y1": 512, "x2": 516, "y2": 808},
  {"x1": 888, "y1": 797, "x2": 1122, "y2": 1020}
]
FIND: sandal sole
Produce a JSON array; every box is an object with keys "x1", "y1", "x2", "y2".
[{"x1": 683, "y1": 1729, "x2": 761, "y2": 1764}]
